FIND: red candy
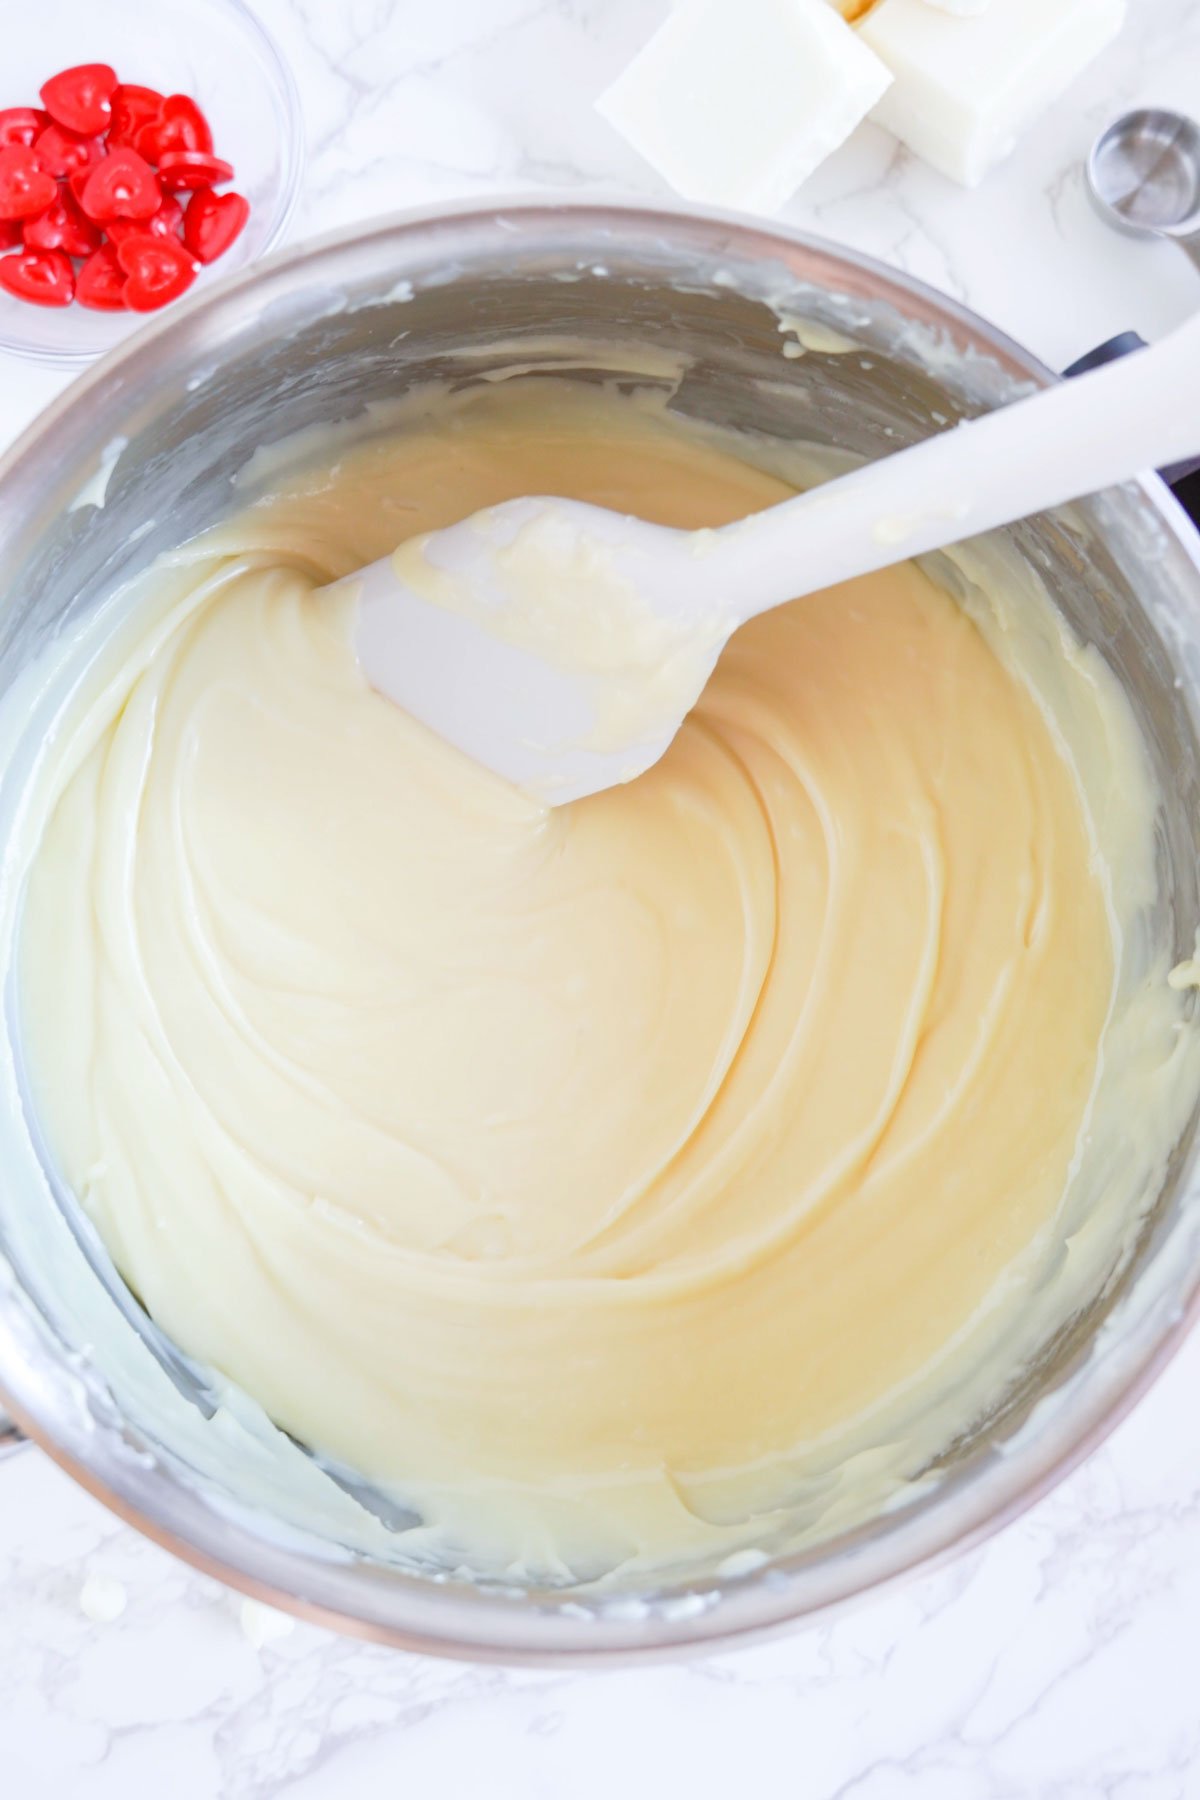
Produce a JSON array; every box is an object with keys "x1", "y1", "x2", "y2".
[
  {"x1": 33, "y1": 123, "x2": 104, "y2": 180},
  {"x1": 107, "y1": 195, "x2": 184, "y2": 245},
  {"x1": 0, "y1": 63, "x2": 246, "y2": 317},
  {"x1": 39, "y1": 64, "x2": 117, "y2": 137},
  {"x1": 0, "y1": 108, "x2": 50, "y2": 150},
  {"x1": 183, "y1": 187, "x2": 248, "y2": 263},
  {"x1": 107, "y1": 85, "x2": 164, "y2": 149},
  {"x1": 116, "y1": 232, "x2": 196, "y2": 311},
  {"x1": 135, "y1": 94, "x2": 213, "y2": 164},
  {"x1": 79, "y1": 147, "x2": 161, "y2": 222},
  {"x1": 76, "y1": 242, "x2": 128, "y2": 310},
  {"x1": 157, "y1": 150, "x2": 234, "y2": 192},
  {"x1": 0, "y1": 246, "x2": 75, "y2": 306},
  {"x1": 0, "y1": 145, "x2": 57, "y2": 221},
  {"x1": 24, "y1": 190, "x2": 103, "y2": 257}
]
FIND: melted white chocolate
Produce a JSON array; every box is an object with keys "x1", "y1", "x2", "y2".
[{"x1": 14, "y1": 380, "x2": 1200, "y2": 1580}]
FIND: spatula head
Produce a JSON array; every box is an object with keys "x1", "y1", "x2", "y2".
[{"x1": 348, "y1": 495, "x2": 728, "y2": 805}]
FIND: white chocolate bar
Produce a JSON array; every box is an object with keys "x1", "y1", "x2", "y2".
[
  {"x1": 597, "y1": 0, "x2": 892, "y2": 214},
  {"x1": 860, "y1": 0, "x2": 1126, "y2": 186}
]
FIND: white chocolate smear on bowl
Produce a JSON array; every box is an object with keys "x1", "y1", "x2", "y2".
[{"x1": 12, "y1": 378, "x2": 1200, "y2": 1582}]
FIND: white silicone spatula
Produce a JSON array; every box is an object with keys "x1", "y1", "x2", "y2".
[{"x1": 341, "y1": 313, "x2": 1200, "y2": 804}]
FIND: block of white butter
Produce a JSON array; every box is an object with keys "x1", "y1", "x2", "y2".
[
  {"x1": 859, "y1": 0, "x2": 1126, "y2": 186},
  {"x1": 597, "y1": 0, "x2": 892, "y2": 215}
]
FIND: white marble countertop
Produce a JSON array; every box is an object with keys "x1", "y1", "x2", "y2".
[{"x1": 2, "y1": 1, "x2": 1200, "y2": 1794}]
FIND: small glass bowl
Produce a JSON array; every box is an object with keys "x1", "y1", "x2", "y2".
[{"x1": 0, "y1": 0, "x2": 304, "y2": 364}]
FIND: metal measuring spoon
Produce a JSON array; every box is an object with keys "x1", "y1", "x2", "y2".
[{"x1": 1087, "y1": 108, "x2": 1200, "y2": 269}]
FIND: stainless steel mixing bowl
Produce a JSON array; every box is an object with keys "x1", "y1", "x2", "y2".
[{"x1": 1, "y1": 202, "x2": 1199, "y2": 1662}]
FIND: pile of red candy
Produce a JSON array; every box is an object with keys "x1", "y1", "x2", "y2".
[{"x1": 0, "y1": 64, "x2": 250, "y2": 312}]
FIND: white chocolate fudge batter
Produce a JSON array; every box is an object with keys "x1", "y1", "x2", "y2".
[{"x1": 15, "y1": 380, "x2": 1200, "y2": 1579}]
